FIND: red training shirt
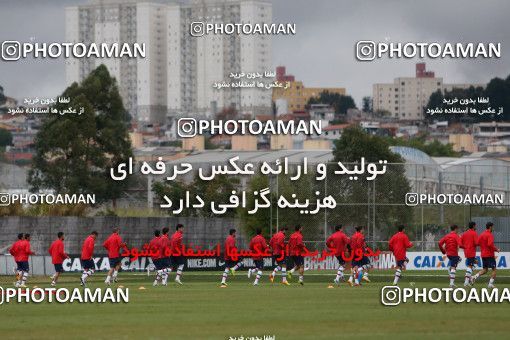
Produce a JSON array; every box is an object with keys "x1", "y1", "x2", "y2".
[
  {"x1": 9, "y1": 239, "x2": 24, "y2": 262},
  {"x1": 461, "y1": 229, "x2": 478, "y2": 258},
  {"x1": 326, "y1": 231, "x2": 350, "y2": 256},
  {"x1": 269, "y1": 231, "x2": 285, "y2": 256},
  {"x1": 149, "y1": 236, "x2": 161, "y2": 260},
  {"x1": 224, "y1": 235, "x2": 237, "y2": 261},
  {"x1": 18, "y1": 239, "x2": 34, "y2": 262},
  {"x1": 49, "y1": 239, "x2": 68, "y2": 264},
  {"x1": 288, "y1": 231, "x2": 305, "y2": 256},
  {"x1": 249, "y1": 234, "x2": 268, "y2": 260},
  {"x1": 350, "y1": 231, "x2": 366, "y2": 253},
  {"x1": 438, "y1": 231, "x2": 462, "y2": 256},
  {"x1": 103, "y1": 233, "x2": 124, "y2": 258},
  {"x1": 478, "y1": 230, "x2": 498, "y2": 258},
  {"x1": 170, "y1": 230, "x2": 183, "y2": 256},
  {"x1": 81, "y1": 235, "x2": 95, "y2": 260},
  {"x1": 158, "y1": 234, "x2": 171, "y2": 258},
  {"x1": 388, "y1": 231, "x2": 413, "y2": 261}
]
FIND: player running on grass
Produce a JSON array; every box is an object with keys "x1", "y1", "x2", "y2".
[
  {"x1": 438, "y1": 224, "x2": 463, "y2": 287},
  {"x1": 221, "y1": 228, "x2": 244, "y2": 287},
  {"x1": 472, "y1": 222, "x2": 500, "y2": 288},
  {"x1": 49, "y1": 232, "x2": 69, "y2": 286},
  {"x1": 388, "y1": 225, "x2": 413, "y2": 285},
  {"x1": 460, "y1": 221, "x2": 478, "y2": 287},
  {"x1": 348, "y1": 226, "x2": 366, "y2": 286},
  {"x1": 326, "y1": 225, "x2": 350, "y2": 286},
  {"x1": 150, "y1": 230, "x2": 165, "y2": 286},
  {"x1": 247, "y1": 228, "x2": 268, "y2": 286},
  {"x1": 157, "y1": 227, "x2": 171, "y2": 286},
  {"x1": 104, "y1": 227, "x2": 127, "y2": 285},
  {"x1": 9, "y1": 233, "x2": 25, "y2": 286},
  {"x1": 16, "y1": 233, "x2": 35, "y2": 287},
  {"x1": 288, "y1": 225, "x2": 306, "y2": 285},
  {"x1": 169, "y1": 224, "x2": 185, "y2": 285},
  {"x1": 269, "y1": 227, "x2": 290, "y2": 285},
  {"x1": 80, "y1": 231, "x2": 98, "y2": 287}
]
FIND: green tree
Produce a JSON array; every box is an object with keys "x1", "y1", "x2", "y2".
[
  {"x1": 154, "y1": 175, "x2": 240, "y2": 218},
  {"x1": 193, "y1": 175, "x2": 239, "y2": 217},
  {"x1": 362, "y1": 96, "x2": 372, "y2": 113},
  {"x1": 238, "y1": 171, "x2": 322, "y2": 240},
  {"x1": 330, "y1": 127, "x2": 412, "y2": 236},
  {"x1": 153, "y1": 180, "x2": 197, "y2": 217},
  {"x1": 307, "y1": 91, "x2": 357, "y2": 114},
  {"x1": 237, "y1": 174, "x2": 272, "y2": 236},
  {"x1": 425, "y1": 89, "x2": 444, "y2": 116},
  {"x1": 28, "y1": 65, "x2": 133, "y2": 204},
  {"x1": 420, "y1": 139, "x2": 458, "y2": 157},
  {"x1": 485, "y1": 76, "x2": 510, "y2": 121},
  {"x1": 424, "y1": 77, "x2": 510, "y2": 122},
  {"x1": 0, "y1": 128, "x2": 12, "y2": 147},
  {"x1": 383, "y1": 134, "x2": 459, "y2": 157}
]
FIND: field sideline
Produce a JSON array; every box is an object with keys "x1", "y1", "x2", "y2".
[{"x1": 1, "y1": 270, "x2": 509, "y2": 340}]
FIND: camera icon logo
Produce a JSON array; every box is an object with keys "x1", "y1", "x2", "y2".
[
  {"x1": 177, "y1": 118, "x2": 198, "y2": 138},
  {"x1": 405, "y1": 193, "x2": 419, "y2": 206},
  {"x1": 190, "y1": 22, "x2": 205, "y2": 37},
  {"x1": 381, "y1": 286, "x2": 401, "y2": 306},
  {"x1": 1, "y1": 41, "x2": 22, "y2": 61},
  {"x1": 356, "y1": 40, "x2": 376, "y2": 61},
  {"x1": 0, "y1": 193, "x2": 11, "y2": 207}
]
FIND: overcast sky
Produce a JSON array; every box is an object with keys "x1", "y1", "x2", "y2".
[{"x1": 0, "y1": 0, "x2": 509, "y2": 106}]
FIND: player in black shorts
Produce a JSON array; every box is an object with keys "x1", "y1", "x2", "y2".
[
  {"x1": 221, "y1": 229, "x2": 244, "y2": 287},
  {"x1": 472, "y1": 222, "x2": 500, "y2": 288},
  {"x1": 288, "y1": 225, "x2": 306, "y2": 285},
  {"x1": 269, "y1": 227, "x2": 289, "y2": 285},
  {"x1": 248, "y1": 228, "x2": 268, "y2": 286}
]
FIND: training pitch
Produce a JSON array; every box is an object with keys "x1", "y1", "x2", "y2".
[{"x1": 1, "y1": 270, "x2": 509, "y2": 340}]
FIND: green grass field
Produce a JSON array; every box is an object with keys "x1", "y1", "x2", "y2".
[{"x1": 1, "y1": 270, "x2": 509, "y2": 340}]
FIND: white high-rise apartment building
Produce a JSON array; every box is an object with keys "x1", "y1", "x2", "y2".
[
  {"x1": 65, "y1": 0, "x2": 272, "y2": 125},
  {"x1": 66, "y1": 0, "x2": 167, "y2": 124},
  {"x1": 373, "y1": 63, "x2": 485, "y2": 120}
]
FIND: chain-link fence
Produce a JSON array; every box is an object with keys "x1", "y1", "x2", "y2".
[
  {"x1": 121, "y1": 160, "x2": 510, "y2": 252},
  {"x1": 256, "y1": 162, "x2": 510, "y2": 252}
]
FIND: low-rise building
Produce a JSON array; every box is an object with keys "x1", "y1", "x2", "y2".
[
  {"x1": 373, "y1": 63, "x2": 485, "y2": 121},
  {"x1": 449, "y1": 134, "x2": 477, "y2": 153},
  {"x1": 272, "y1": 66, "x2": 346, "y2": 113}
]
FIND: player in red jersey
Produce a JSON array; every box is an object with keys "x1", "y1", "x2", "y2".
[
  {"x1": 80, "y1": 231, "x2": 98, "y2": 287},
  {"x1": 103, "y1": 227, "x2": 127, "y2": 285},
  {"x1": 388, "y1": 225, "x2": 413, "y2": 285},
  {"x1": 326, "y1": 225, "x2": 350, "y2": 286},
  {"x1": 288, "y1": 225, "x2": 306, "y2": 285},
  {"x1": 460, "y1": 221, "x2": 479, "y2": 287},
  {"x1": 269, "y1": 227, "x2": 289, "y2": 285},
  {"x1": 472, "y1": 222, "x2": 500, "y2": 288},
  {"x1": 220, "y1": 228, "x2": 244, "y2": 287},
  {"x1": 248, "y1": 228, "x2": 268, "y2": 286},
  {"x1": 49, "y1": 232, "x2": 69, "y2": 286},
  {"x1": 348, "y1": 226, "x2": 366, "y2": 286},
  {"x1": 438, "y1": 225, "x2": 463, "y2": 287},
  {"x1": 157, "y1": 227, "x2": 171, "y2": 286},
  {"x1": 169, "y1": 224, "x2": 185, "y2": 285},
  {"x1": 15, "y1": 233, "x2": 35, "y2": 288},
  {"x1": 149, "y1": 230, "x2": 164, "y2": 286},
  {"x1": 9, "y1": 233, "x2": 25, "y2": 286}
]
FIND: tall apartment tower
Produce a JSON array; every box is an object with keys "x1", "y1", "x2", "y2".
[
  {"x1": 167, "y1": 0, "x2": 272, "y2": 117},
  {"x1": 65, "y1": 0, "x2": 167, "y2": 125},
  {"x1": 65, "y1": 0, "x2": 272, "y2": 125}
]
